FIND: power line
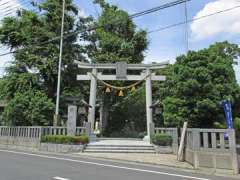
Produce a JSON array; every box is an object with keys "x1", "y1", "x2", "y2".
[
  {"x1": 148, "y1": 5, "x2": 240, "y2": 34},
  {"x1": 0, "y1": 0, "x2": 39, "y2": 18},
  {"x1": 0, "y1": 0, "x2": 29, "y2": 11},
  {"x1": 0, "y1": 0, "x2": 190, "y2": 57},
  {"x1": 0, "y1": 1, "x2": 11, "y2": 7},
  {"x1": 131, "y1": 0, "x2": 190, "y2": 18}
]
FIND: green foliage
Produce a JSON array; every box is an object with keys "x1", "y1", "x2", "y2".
[
  {"x1": 2, "y1": 90, "x2": 54, "y2": 126},
  {"x1": 0, "y1": 0, "x2": 84, "y2": 98},
  {"x1": 81, "y1": 0, "x2": 148, "y2": 63},
  {"x1": 41, "y1": 135, "x2": 89, "y2": 145},
  {"x1": 151, "y1": 133, "x2": 173, "y2": 146},
  {"x1": 0, "y1": 0, "x2": 148, "y2": 127},
  {"x1": 213, "y1": 121, "x2": 226, "y2": 129},
  {"x1": 107, "y1": 122, "x2": 146, "y2": 138},
  {"x1": 161, "y1": 42, "x2": 240, "y2": 128},
  {"x1": 0, "y1": 71, "x2": 39, "y2": 99},
  {"x1": 104, "y1": 87, "x2": 147, "y2": 136},
  {"x1": 78, "y1": 0, "x2": 148, "y2": 135},
  {"x1": 0, "y1": 0, "x2": 87, "y2": 125},
  {"x1": 234, "y1": 117, "x2": 240, "y2": 131}
]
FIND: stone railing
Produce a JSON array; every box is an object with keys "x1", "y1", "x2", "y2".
[
  {"x1": 154, "y1": 127, "x2": 178, "y2": 154},
  {"x1": 0, "y1": 126, "x2": 88, "y2": 150},
  {"x1": 0, "y1": 126, "x2": 42, "y2": 149},
  {"x1": 41, "y1": 126, "x2": 87, "y2": 136},
  {"x1": 185, "y1": 128, "x2": 239, "y2": 174}
]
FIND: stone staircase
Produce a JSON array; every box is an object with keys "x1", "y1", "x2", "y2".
[{"x1": 83, "y1": 138, "x2": 156, "y2": 153}]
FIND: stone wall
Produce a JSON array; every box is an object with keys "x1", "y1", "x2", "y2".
[
  {"x1": 40, "y1": 143, "x2": 86, "y2": 153},
  {"x1": 0, "y1": 126, "x2": 88, "y2": 151},
  {"x1": 185, "y1": 128, "x2": 239, "y2": 174},
  {"x1": 0, "y1": 127, "x2": 41, "y2": 150},
  {"x1": 154, "y1": 127, "x2": 178, "y2": 154}
]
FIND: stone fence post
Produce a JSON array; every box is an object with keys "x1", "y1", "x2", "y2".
[
  {"x1": 67, "y1": 105, "x2": 77, "y2": 136},
  {"x1": 191, "y1": 129, "x2": 200, "y2": 169},
  {"x1": 228, "y1": 129, "x2": 239, "y2": 174},
  {"x1": 85, "y1": 122, "x2": 91, "y2": 137},
  {"x1": 149, "y1": 122, "x2": 155, "y2": 137},
  {"x1": 172, "y1": 128, "x2": 179, "y2": 154}
]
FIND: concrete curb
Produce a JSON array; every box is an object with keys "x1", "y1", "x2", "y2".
[
  {"x1": 0, "y1": 146, "x2": 239, "y2": 179},
  {"x1": 75, "y1": 153, "x2": 194, "y2": 170}
]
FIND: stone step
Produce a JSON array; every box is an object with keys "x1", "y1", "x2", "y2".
[
  {"x1": 97, "y1": 138, "x2": 143, "y2": 141},
  {"x1": 84, "y1": 139, "x2": 155, "y2": 153},
  {"x1": 86, "y1": 146, "x2": 154, "y2": 150},
  {"x1": 87, "y1": 144, "x2": 153, "y2": 148},
  {"x1": 84, "y1": 149, "x2": 156, "y2": 153}
]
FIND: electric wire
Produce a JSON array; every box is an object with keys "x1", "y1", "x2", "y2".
[
  {"x1": 147, "y1": 5, "x2": 240, "y2": 34},
  {"x1": 0, "y1": 0, "x2": 39, "y2": 17},
  {"x1": 0, "y1": 0, "x2": 191, "y2": 56}
]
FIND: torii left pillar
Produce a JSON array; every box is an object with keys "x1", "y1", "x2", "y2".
[
  {"x1": 88, "y1": 68, "x2": 97, "y2": 132},
  {"x1": 144, "y1": 68, "x2": 154, "y2": 141}
]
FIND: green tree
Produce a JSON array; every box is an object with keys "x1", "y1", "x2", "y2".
[
  {"x1": 161, "y1": 42, "x2": 240, "y2": 128},
  {"x1": 78, "y1": 0, "x2": 148, "y2": 135},
  {"x1": 80, "y1": 0, "x2": 148, "y2": 63},
  {"x1": 104, "y1": 87, "x2": 146, "y2": 137},
  {"x1": 3, "y1": 90, "x2": 54, "y2": 126},
  {"x1": 0, "y1": 0, "x2": 84, "y2": 99},
  {"x1": 0, "y1": 0, "x2": 86, "y2": 125}
]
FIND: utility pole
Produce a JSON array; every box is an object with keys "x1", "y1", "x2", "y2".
[
  {"x1": 184, "y1": 1, "x2": 189, "y2": 53},
  {"x1": 54, "y1": 0, "x2": 65, "y2": 126}
]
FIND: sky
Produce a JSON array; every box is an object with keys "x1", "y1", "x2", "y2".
[{"x1": 0, "y1": 0, "x2": 239, "y2": 81}]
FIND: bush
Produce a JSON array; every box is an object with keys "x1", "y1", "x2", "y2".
[
  {"x1": 234, "y1": 117, "x2": 240, "y2": 131},
  {"x1": 41, "y1": 135, "x2": 89, "y2": 145},
  {"x1": 151, "y1": 133, "x2": 172, "y2": 146}
]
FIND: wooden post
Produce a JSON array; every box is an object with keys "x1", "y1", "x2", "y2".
[{"x1": 177, "y1": 122, "x2": 188, "y2": 161}]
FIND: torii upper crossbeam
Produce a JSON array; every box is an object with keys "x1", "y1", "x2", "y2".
[{"x1": 74, "y1": 60, "x2": 169, "y2": 141}]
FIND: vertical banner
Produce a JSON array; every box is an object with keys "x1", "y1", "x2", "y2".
[{"x1": 222, "y1": 100, "x2": 233, "y2": 129}]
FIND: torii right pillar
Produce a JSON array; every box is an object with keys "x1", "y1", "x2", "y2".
[{"x1": 144, "y1": 68, "x2": 153, "y2": 141}]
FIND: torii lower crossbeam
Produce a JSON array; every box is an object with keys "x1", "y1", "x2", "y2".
[{"x1": 75, "y1": 61, "x2": 168, "y2": 141}]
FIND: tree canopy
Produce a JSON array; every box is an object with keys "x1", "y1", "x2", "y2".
[
  {"x1": 0, "y1": 0, "x2": 239, "y2": 132},
  {"x1": 0, "y1": 0, "x2": 86, "y2": 125},
  {"x1": 0, "y1": 0, "x2": 148, "y2": 126},
  {"x1": 160, "y1": 42, "x2": 240, "y2": 128},
  {"x1": 80, "y1": 0, "x2": 148, "y2": 63},
  {"x1": 78, "y1": 0, "x2": 149, "y2": 136}
]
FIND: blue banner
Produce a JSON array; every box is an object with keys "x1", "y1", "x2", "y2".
[{"x1": 222, "y1": 100, "x2": 233, "y2": 129}]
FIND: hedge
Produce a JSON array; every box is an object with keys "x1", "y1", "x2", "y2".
[
  {"x1": 151, "y1": 133, "x2": 172, "y2": 146},
  {"x1": 41, "y1": 135, "x2": 89, "y2": 145}
]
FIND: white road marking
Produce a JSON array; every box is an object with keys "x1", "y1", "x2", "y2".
[
  {"x1": 0, "y1": 149, "x2": 210, "y2": 180},
  {"x1": 53, "y1": 177, "x2": 70, "y2": 180}
]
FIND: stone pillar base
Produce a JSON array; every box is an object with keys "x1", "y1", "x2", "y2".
[
  {"x1": 89, "y1": 133, "x2": 97, "y2": 142},
  {"x1": 143, "y1": 135, "x2": 151, "y2": 142},
  {"x1": 53, "y1": 114, "x2": 60, "y2": 126}
]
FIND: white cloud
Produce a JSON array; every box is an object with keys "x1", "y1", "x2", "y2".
[{"x1": 190, "y1": 0, "x2": 240, "y2": 40}]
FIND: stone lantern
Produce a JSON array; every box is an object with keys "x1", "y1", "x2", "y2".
[
  {"x1": 65, "y1": 97, "x2": 92, "y2": 136},
  {"x1": 150, "y1": 100, "x2": 163, "y2": 127}
]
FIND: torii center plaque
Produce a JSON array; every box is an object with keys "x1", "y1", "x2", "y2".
[{"x1": 116, "y1": 62, "x2": 127, "y2": 79}]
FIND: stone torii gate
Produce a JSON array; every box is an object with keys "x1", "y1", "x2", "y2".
[{"x1": 74, "y1": 60, "x2": 168, "y2": 140}]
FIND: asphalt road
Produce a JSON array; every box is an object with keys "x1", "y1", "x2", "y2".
[{"x1": 0, "y1": 149, "x2": 237, "y2": 180}]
